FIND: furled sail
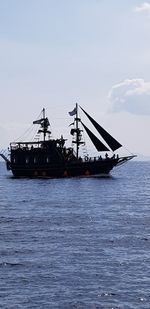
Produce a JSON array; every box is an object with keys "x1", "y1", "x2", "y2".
[
  {"x1": 81, "y1": 122, "x2": 109, "y2": 152},
  {"x1": 80, "y1": 107, "x2": 122, "y2": 151}
]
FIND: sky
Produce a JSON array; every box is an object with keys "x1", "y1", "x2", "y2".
[{"x1": 0, "y1": 0, "x2": 150, "y2": 158}]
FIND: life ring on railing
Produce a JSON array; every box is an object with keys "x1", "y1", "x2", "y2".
[{"x1": 85, "y1": 156, "x2": 88, "y2": 161}]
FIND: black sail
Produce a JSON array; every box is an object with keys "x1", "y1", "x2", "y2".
[
  {"x1": 80, "y1": 107, "x2": 122, "y2": 151},
  {"x1": 81, "y1": 122, "x2": 109, "y2": 152}
]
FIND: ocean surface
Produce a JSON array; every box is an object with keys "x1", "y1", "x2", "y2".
[{"x1": 0, "y1": 160, "x2": 150, "y2": 309}]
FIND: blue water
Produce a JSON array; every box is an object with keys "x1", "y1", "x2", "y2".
[{"x1": 0, "y1": 161, "x2": 150, "y2": 309}]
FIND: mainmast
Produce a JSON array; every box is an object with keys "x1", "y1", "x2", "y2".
[{"x1": 70, "y1": 103, "x2": 84, "y2": 159}]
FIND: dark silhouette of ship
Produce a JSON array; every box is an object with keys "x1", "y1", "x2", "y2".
[{"x1": 0, "y1": 104, "x2": 136, "y2": 177}]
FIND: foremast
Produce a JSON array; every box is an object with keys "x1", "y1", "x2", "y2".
[{"x1": 33, "y1": 108, "x2": 51, "y2": 141}]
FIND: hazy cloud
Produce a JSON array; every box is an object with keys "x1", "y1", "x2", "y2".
[
  {"x1": 108, "y1": 79, "x2": 150, "y2": 115},
  {"x1": 135, "y1": 2, "x2": 150, "y2": 14}
]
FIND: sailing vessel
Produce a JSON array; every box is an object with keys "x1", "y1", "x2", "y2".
[{"x1": 0, "y1": 104, "x2": 135, "y2": 177}]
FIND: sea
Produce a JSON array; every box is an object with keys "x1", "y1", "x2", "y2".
[{"x1": 0, "y1": 160, "x2": 150, "y2": 309}]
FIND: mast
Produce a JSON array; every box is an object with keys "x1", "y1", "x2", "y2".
[
  {"x1": 70, "y1": 103, "x2": 84, "y2": 159},
  {"x1": 33, "y1": 108, "x2": 51, "y2": 141},
  {"x1": 42, "y1": 108, "x2": 46, "y2": 141},
  {"x1": 75, "y1": 103, "x2": 79, "y2": 158}
]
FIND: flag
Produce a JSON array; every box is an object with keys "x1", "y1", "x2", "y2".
[
  {"x1": 68, "y1": 107, "x2": 77, "y2": 116},
  {"x1": 33, "y1": 119, "x2": 42, "y2": 124}
]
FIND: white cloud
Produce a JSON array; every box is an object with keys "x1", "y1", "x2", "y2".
[
  {"x1": 135, "y1": 2, "x2": 150, "y2": 14},
  {"x1": 108, "y1": 78, "x2": 150, "y2": 115}
]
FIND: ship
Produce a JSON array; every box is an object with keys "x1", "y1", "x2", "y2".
[{"x1": 0, "y1": 104, "x2": 136, "y2": 177}]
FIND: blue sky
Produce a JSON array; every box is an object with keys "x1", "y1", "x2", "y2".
[{"x1": 0, "y1": 1, "x2": 150, "y2": 157}]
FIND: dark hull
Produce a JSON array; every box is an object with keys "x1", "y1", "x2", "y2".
[{"x1": 10, "y1": 158, "x2": 119, "y2": 178}]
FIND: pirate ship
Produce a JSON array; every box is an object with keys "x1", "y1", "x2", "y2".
[{"x1": 0, "y1": 104, "x2": 135, "y2": 177}]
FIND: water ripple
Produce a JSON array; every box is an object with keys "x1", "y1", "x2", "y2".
[{"x1": 0, "y1": 161, "x2": 150, "y2": 308}]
